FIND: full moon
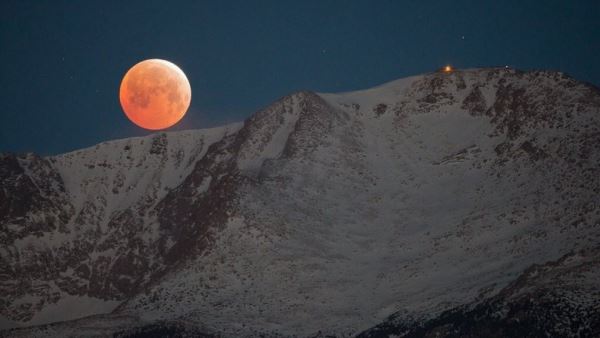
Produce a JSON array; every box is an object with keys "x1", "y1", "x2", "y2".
[{"x1": 119, "y1": 59, "x2": 191, "y2": 130}]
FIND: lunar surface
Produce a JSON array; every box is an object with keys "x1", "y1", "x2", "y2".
[{"x1": 119, "y1": 59, "x2": 191, "y2": 130}]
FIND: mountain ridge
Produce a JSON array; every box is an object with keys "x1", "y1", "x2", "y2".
[{"x1": 1, "y1": 67, "x2": 599, "y2": 337}]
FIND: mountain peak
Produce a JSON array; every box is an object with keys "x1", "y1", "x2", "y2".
[{"x1": 2, "y1": 69, "x2": 600, "y2": 336}]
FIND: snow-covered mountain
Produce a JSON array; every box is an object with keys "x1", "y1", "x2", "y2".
[{"x1": 1, "y1": 68, "x2": 599, "y2": 337}]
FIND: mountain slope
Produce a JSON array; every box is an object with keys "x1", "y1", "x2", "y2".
[
  {"x1": 0, "y1": 125, "x2": 241, "y2": 327},
  {"x1": 1, "y1": 68, "x2": 599, "y2": 337},
  {"x1": 359, "y1": 247, "x2": 600, "y2": 337}
]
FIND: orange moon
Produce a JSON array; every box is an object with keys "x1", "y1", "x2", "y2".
[{"x1": 119, "y1": 59, "x2": 191, "y2": 130}]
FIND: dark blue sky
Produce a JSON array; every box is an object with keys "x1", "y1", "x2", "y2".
[{"x1": 1, "y1": 0, "x2": 599, "y2": 155}]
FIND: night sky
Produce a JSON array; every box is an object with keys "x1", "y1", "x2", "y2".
[{"x1": 1, "y1": 0, "x2": 599, "y2": 155}]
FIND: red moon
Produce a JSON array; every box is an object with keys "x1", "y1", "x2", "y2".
[{"x1": 119, "y1": 59, "x2": 191, "y2": 130}]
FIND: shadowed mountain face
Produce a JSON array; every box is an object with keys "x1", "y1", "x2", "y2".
[{"x1": 1, "y1": 68, "x2": 599, "y2": 337}]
